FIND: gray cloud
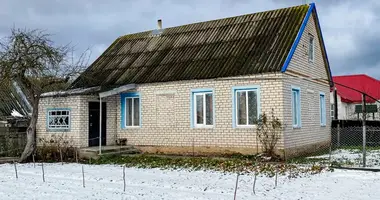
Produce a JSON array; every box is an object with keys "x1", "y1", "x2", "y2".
[{"x1": 0, "y1": 0, "x2": 379, "y2": 78}]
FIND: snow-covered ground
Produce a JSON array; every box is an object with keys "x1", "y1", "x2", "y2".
[
  {"x1": 0, "y1": 163, "x2": 379, "y2": 200},
  {"x1": 311, "y1": 149, "x2": 380, "y2": 167}
]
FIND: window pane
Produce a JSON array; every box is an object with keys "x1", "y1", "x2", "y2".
[
  {"x1": 320, "y1": 96, "x2": 322, "y2": 122},
  {"x1": 237, "y1": 91, "x2": 247, "y2": 125},
  {"x1": 292, "y1": 91, "x2": 298, "y2": 125},
  {"x1": 133, "y1": 98, "x2": 140, "y2": 126},
  {"x1": 196, "y1": 95, "x2": 204, "y2": 124},
  {"x1": 248, "y1": 91, "x2": 257, "y2": 125},
  {"x1": 205, "y1": 93, "x2": 213, "y2": 125},
  {"x1": 309, "y1": 36, "x2": 314, "y2": 61},
  {"x1": 126, "y1": 98, "x2": 133, "y2": 126}
]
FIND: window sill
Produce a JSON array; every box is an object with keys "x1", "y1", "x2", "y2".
[
  {"x1": 293, "y1": 126, "x2": 302, "y2": 129},
  {"x1": 193, "y1": 126, "x2": 214, "y2": 129},
  {"x1": 320, "y1": 124, "x2": 326, "y2": 127},
  {"x1": 47, "y1": 129, "x2": 71, "y2": 132},
  {"x1": 234, "y1": 125, "x2": 257, "y2": 129},
  {"x1": 123, "y1": 126, "x2": 141, "y2": 129}
]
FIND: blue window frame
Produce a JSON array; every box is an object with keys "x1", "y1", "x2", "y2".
[
  {"x1": 46, "y1": 108, "x2": 71, "y2": 131},
  {"x1": 121, "y1": 92, "x2": 141, "y2": 128},
  {"x1": 190, "y1": 89, "x2": 214, "y2": 128},
  {"x1": 320, "y1": 92, "x2": 326, "y2": 126},
  {"x1": 232, "y1": 86, "x2": 260, "y2": 127},
  {"x1": 291, "y1": 87, "x2": 301, "y2": 128}
]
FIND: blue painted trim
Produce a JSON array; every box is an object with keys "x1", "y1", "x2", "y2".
[
  {"x1": 319, "y1": 92, "x2": 326, "y2": 126},
  {"x1": 190, "y1": 88, "x2": 214, "y2": 128},
  {"x1": 281, "y1": 3, "x2": 315, "y2": 72},
  {"x1": 120, "y1": 92, "x2": 141, "y2": 129},
  {"x1": 291, "y1": 86, "x2": 301, "y2": 128},
  {"x1": 313, "y1": 3, "x2": 333, "y2": 86},
  {"x1": 46, "y1": 108, "x2": 72, "y2": 132},
  {"x1": 231, "y1": 85, "x2": 261, "y2": 128}
]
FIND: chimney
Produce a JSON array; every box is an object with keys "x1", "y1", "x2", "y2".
[{"x1": 157, "y1": 19, "x2": 162, "y2": 30}]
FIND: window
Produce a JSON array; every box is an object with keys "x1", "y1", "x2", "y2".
[
  {"x1": 191, "y1": 89, "x2": 213, "y2": 127},
  {"x1": 331, "y1": 104, "x2": 335, "y2": 120},
  {"x1": 308, "y1": 34, "x2": 314, "y2": 63},
  {"x1": 320, "y1": 93, "x2": 326, "y2": 126},
  {"x1": 233, "y1": 86, "x2": 260, "y2": 127},
  {"x1": 121, "y1": 92, "x2": 140, "y2": 128},
  {"x1": 47, "y1": 109, "x2": 70, "y2": 130},
  {"x1": 291, "y1": 87, "x2": 301, "y2": 127}
]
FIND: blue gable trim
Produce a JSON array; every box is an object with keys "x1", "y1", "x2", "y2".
[
  {"x1": 281, "y1": 3, "x2": 314, "y2": 72},
  {"x1": 281, "y1": 3, "x2": 333, "y2": 86},
  {"x1": 314, "y1": 3, "x2": 333, "y2": 86},
  {"x1": 120, "y1": 92, "x2": 141, "y2": 129}
]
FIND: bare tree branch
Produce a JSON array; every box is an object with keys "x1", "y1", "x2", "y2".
[{"x1": 0, "y1": 28, "x2": 90, "y2": 162}]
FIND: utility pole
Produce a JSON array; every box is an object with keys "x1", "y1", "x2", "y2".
[{"x1": 362, "y1": 94, "x2": 366, "y2": 167}]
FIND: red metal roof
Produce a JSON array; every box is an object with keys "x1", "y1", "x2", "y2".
[{"x1": 333, "y1": 74, "x2": 380, "y2": 103}]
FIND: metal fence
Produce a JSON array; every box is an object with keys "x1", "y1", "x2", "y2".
[{"x1": 291, "y1": 126, "x2": 380, "y2": 168}]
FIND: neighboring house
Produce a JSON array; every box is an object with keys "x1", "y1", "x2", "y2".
[
  {"x1": 0, "y1": 80, "x2": 32, "y2": 127},
  {"x1": 330, "y1": 74, "x2": 380, "y2": 121},
  {"x1": 37, "y1": 3, "x2": 332, "y2": 157}
]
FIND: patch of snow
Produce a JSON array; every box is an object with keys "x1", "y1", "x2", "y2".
[
  {"x1": 10, "y1": 109, "x2": 23, "y2": 118},
  {"x1": 0, "y1": 163, "x2": 380, "y2": 200},
  {"x1": 41, "y1": 86, "x2": 101, "y2": 97},
  {"x1": 311, "y1": 149, "x2": 380, "y2": 168}
]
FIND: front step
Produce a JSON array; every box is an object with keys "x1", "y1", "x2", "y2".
[{"x1": 79, "y1": 145, "x2": 141, "y2": 159}]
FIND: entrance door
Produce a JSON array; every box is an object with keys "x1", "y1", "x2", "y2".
[{"x1": 88, "y1": 102, "x2": 106, "y2": 147}]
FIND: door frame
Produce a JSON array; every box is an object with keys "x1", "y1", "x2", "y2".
[{"x1": 88, "y1": 101, "x2": 107, "y2": 147}]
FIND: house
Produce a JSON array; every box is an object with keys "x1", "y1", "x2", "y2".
[
  {"x1": 36, "y1": 3, "x2": 332, "y2": 157},
  {"x1": 331, "y1": 74, "x2": 380, "y2": 121}
]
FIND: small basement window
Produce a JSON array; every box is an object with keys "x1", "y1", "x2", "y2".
[{"x1": 47, "y1": 109, "x2": 71, "y2": 130}]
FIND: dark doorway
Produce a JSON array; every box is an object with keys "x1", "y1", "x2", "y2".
[{"x1": 88, "y1": 102, "x2": 106, "y2": 147}]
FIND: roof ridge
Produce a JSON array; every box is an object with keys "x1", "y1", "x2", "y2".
[{"x1": 118, "y1": 4, "x2": 310, "y2": 40}]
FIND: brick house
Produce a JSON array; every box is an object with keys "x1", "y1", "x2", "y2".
[
  {"x1": 330, "y1": 74, "x2": 380, "y2": 121},
  {"x1": 37, "y1": 3, "x2": 333, "y2": 157}
]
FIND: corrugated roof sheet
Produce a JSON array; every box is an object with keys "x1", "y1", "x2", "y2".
[
  {"x1": 334, "y1": 75, "x2": 380, "y2": 103},
  {"x1": 0, "y1": 81, "x2": 31, "y2": 118},
  {"x1": 71, "y1": 4, "x2": 309, "y2": 89}
]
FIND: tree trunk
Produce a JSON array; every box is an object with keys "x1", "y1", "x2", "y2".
[{"x1": 19, "y1": 97, "x2": 39, "y2": 162}]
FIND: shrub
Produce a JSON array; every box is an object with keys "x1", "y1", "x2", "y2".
[
  {"x1": 257, "y1": 109, "x2": 283, "y2": 158},
  {"x1": 36, "y1": 135, "x2": 77, "y2": 162}
]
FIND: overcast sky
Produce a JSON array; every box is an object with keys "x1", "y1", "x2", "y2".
[{"x1": 0, "y1": 0, "x2": 378, "y2": 78}]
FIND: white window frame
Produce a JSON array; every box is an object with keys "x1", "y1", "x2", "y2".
[
  {"x1": 319, "y1": 93, "x2": 326, "y2": 126},
  {"x1": 308, "y1": 33, "x2": 315, "y2": 63},
  {"x1": 331, "y1": 104, "x2": 335, "y2": 120},
  {"x1": 291, "y1": 87, "x2": 301, "y2": 128},
  {"x1": 234, "y1": 88, "x2": 259, "y2": 128},
  {"x1": 125, "y1": 96, "x2": 140, "y2": 128},
  {"x1": 47, "y1": 109, "x2": 71, "y2": 130},
  {"x1": 193, "y1": 92, "x2": 214, "y2": 128}
]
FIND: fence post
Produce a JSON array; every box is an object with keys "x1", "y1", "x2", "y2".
[
  {"x1": 362, "y1": 94, "x2": 367, "y2": 168},
  {"x1": 337, "y1": 123, "x2": 340, "y2": 147}
]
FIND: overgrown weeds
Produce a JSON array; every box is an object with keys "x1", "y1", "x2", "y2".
[{"x1": 92, "y1": 154, "x2": 331, "y2": 177}]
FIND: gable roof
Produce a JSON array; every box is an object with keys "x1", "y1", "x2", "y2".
[
  {"x1": 70, "y1": 3, "x2": 320, "y2": 89},
  {"x1": 0, "y1": 81, "x2": 32, "y2": 119},
  {"x1": 333, "y1": 74, "x2": 380, "y2": 103}
]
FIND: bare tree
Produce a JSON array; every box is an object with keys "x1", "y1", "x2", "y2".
[{"x1": 0, "y1": 28, "x2": 90, "y2": 162}]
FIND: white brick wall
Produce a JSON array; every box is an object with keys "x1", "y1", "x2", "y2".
[
  {"x1": 115, "y1": 73, "x2": 285, "y2": 151},
  {"x1": 283, "y1": 12, "x2": 331, "y2": 151},
  {"x1": 37, "y1": 95, "x2": 116, "y2": 148}
]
